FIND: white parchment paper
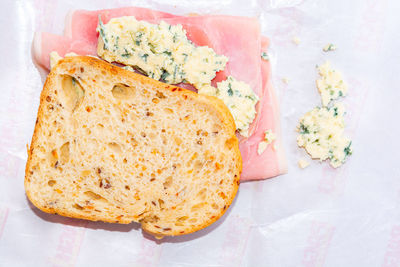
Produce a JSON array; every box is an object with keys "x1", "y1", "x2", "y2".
[{"x1": 1, "y1": 0, "x2": 400, "y2": 266}]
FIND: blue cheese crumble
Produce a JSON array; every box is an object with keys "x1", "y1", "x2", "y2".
[
  {"x1": 257, "y1": 130, "x2": 276, "y2": 155},
  {"x1": 198, "y1": 76, "x2": 259, "y2": 136},
  {"x1": 317, "y1": 61, "x2": 348, "y2": 107},
  {"x1": 323, "y1": 43, "x2": 336, "y2": 52},
  {"x1": 96, "y1": 16, "x2": 228, "y2": 89},
  {"x1": 97, "y1": 16, "x2": 261, "y2": 136},
  {"x1": 261, "y1": 52, "x2": 269, "y2": 61},
  {"x1": 297, "y1": 103, "x2": 352, "y2": 168}
]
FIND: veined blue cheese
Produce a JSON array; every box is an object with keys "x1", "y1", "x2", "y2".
[
  {"x1": 96, "y1": 16, "x2": 228, "y2": 89},
  {"x1": 317, "y1": 61, "x2": 348, "y2": 107},
  {"x1": 261, "y1": 52, "x2": 269, "y2": 61},
  {"x1": 198, "y1": 76, "x2": 259, "y2": 137},
  {"x1": 297, "y1": 103, "x2": 352, "y2": 168},
  {"x1": 323, "y1": 43, "x2": 336, "y2": 52},
  {"x1": 97, "y1": 16, "x2": 260, "y2": 136}
]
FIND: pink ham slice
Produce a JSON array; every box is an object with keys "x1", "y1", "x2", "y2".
[
  {"x1": 32, "y1": 32, "x2": 97, "y2": 69},
  {"x1": 64, "y1": 7, "x2": 177, "y2": 45},
  {"x1": 33, "y1": 13, "x2": 263, "y2": 139},
  {"x1": 239, "y1": 37, "x2": 287, "y2": 180},
  {"x1": 31, "y1": 8, "x2": 287, "y2": 180}
]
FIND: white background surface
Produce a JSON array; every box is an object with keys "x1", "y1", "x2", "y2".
[{"x1": 1, "y1": 0, "x2": 400, "y2": 266}]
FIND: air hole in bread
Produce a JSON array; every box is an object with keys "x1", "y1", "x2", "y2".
[
  {"x1": 108, "y1": 142, "x2": 122, "y2": 154},
  {"x1": 59, "y1": 142, "x2": 70, "y2": 164},
  {"x1": 191, "y1": 202, "x2": 206, "y2": 212},
  {"x1": 213, "y1": 123, "x2": 222, "y2": 133},
  {"x1": 178, "y1": 216, "x2": 188, "y2": 222},
  {"x1": 84, "y1": 191, "x2": 108, "y2": 202},
  {"x1": 156, "y1": 91, "x2": 166, "y2": 99},
  {"x1": 163, "y1": 176, "x2": 173, "y2": 189},
  {"x1": 215, "y1": 162, "x2": 224, "y2": 171},
  {"x1": 130, "y1": 138, "x2": 138, "y2": 147},
  {"x1": 81, "y1": 170, "x2": 91, "y2": 177},
  {"x1": 48, "y1": 180, "x2": 56, "y2": 186},
  {"x1": 61, "y1": 75, "x2": 85, "y2": 112},
  {"x1": 148, "y1": 132, "x2": 156, "y2": 140},
  {"x1": 112, "y1": 83, "x2": 135, "y2": 99},
  {"x1": 49, "y1": 149, "x2": 58, "y2": 168},
  {"x1": 164, "y1": 108, "x2": 174, "y2": 114},
  {"x1": 54, "y1": 188, "x2": 63, "y2": 194},
  {"x1": 73, "y1": 203, "x2": 84, "y2": 210},
  {"x1": 141, "y1": 215, "x2": 159, "y2": 223},
  {"x1": 158, "y1": 199, "x2": 165, "y2": 209},
  {"x1": 194, "y1": 160, "x2": 204, "y2": 170},
  {"x1": 174, "y1": 137, "x2": 182, "y2": 146},
  {"x1": 225, "y1": 137, "x2": 236, "y2": 150},
  {"x1": 142, "y1": 89, "x2": 149, "y2": 97},
  {"x1": 196, "y1": 188, "x2": 207, "y2": 200},
  {"x1": 162, "y1": 136, "x2": 167, "y2": 145},
  {"x1": 99, "y1": 178, "x2": 111, "y2": 189}
]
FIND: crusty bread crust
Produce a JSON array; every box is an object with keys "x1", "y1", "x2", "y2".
[{"x1": 25, "y1": 56, "x2": 241, "y2": 236}]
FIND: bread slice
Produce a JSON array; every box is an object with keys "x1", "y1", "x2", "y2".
[{"x1": 25, "y1": 56, "x2": 242, "y2": 237}]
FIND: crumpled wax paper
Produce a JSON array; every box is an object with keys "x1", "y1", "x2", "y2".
[{"x1": 1, "y1": 0, "x2": 400, "y2": 266}]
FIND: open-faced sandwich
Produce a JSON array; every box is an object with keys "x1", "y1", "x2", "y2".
[{"x1": 26, "y1": 6, "x2": 287, "y2": 237}]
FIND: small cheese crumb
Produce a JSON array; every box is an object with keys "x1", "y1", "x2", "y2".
[
  {"x1": 261, "y1": 52, "x2": 269, "y2": 61},
  {"x1": 50, "y1": 51, "x2": 79, "y2": 69},
  {"x1": 257, "y1": 141, "x2": 268, "y2": 155},
  {"x1": 264, "y1": 130, "x2": 276, "y2": 144},
  {"x1": 293, "y1": 36, "x2": 301, "y2": 45},
  {"x1": 49, "y1": 51, "x2": 63, "y2": 69},
  {"x1": 323, "y1": 43, "x2": 336, "y2": 52},
  {"x1": 257, "y1": 130, "x2": 276, "y2": 155},
  {"x1": 282, "y1": 77, "x2": 289, "y2": 84},
  {"x1": 298, "y1": 159, "x2": 310, "y2": 169}
]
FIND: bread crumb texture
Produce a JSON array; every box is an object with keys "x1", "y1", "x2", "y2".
[{"x1": 25, "y1": 56, "x2": 242, "y2": 237}]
